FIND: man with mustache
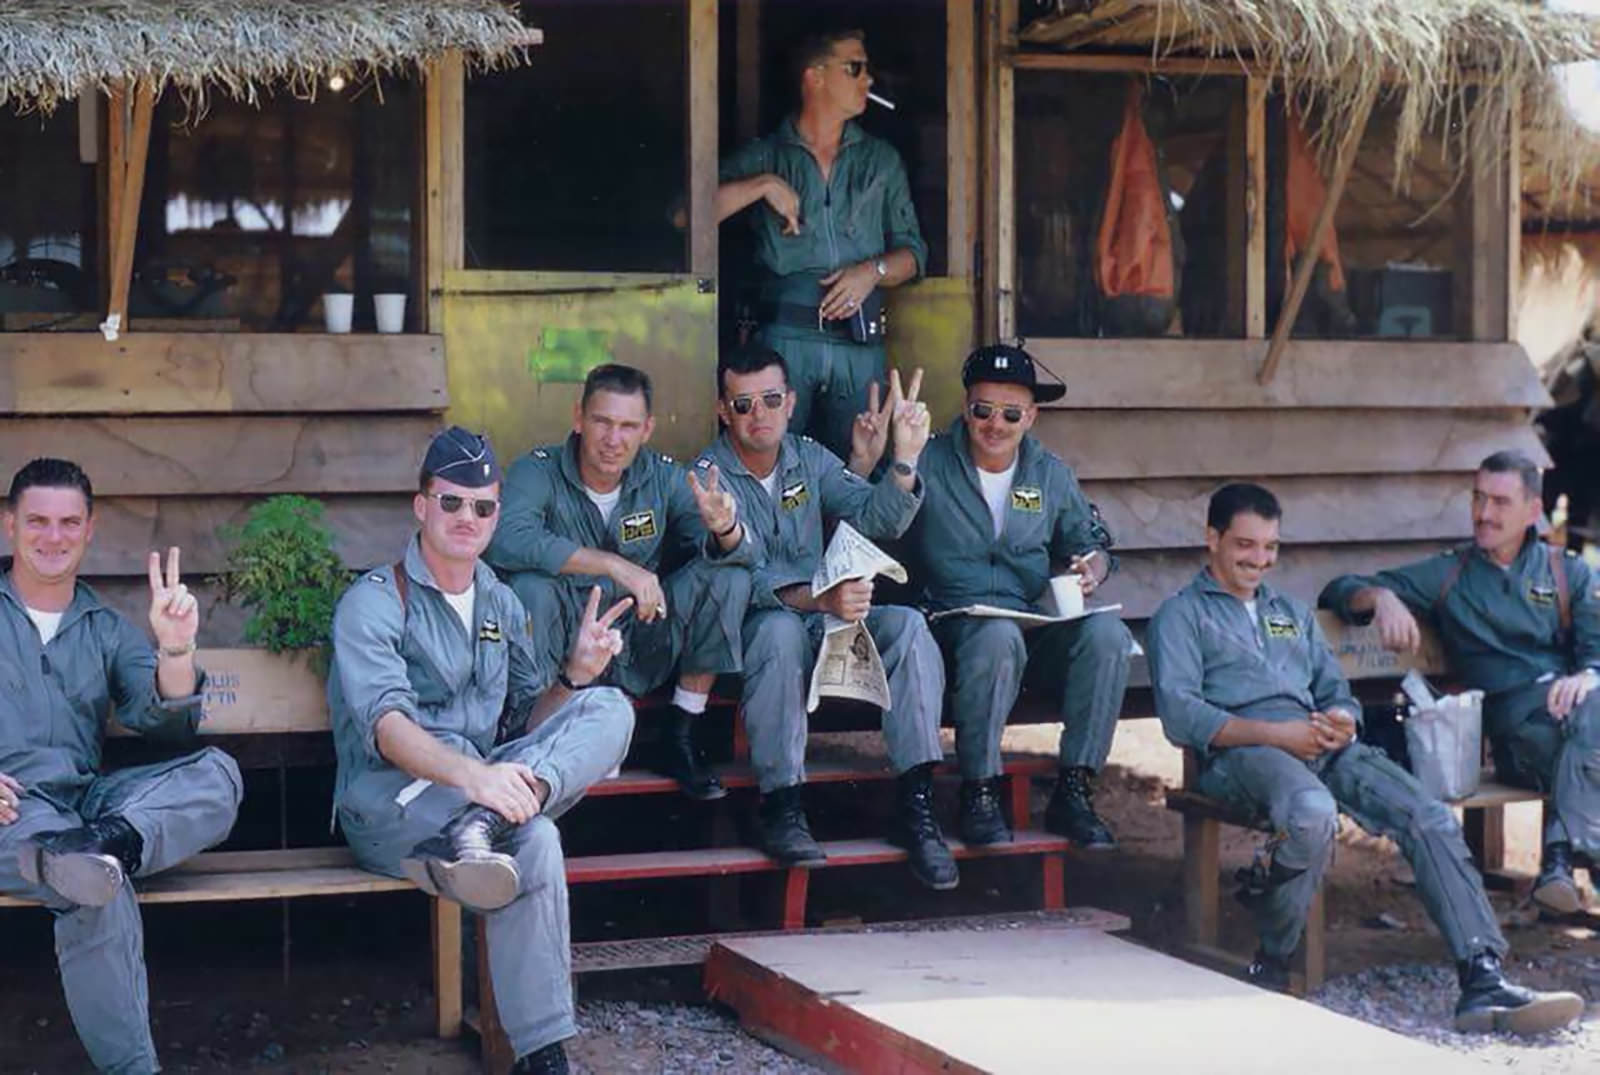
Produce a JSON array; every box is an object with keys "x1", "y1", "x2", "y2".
[
  {"x1": 1147, "y1": 482, "x2": 1580, "y2": 1033},
  {"x1": 487, "y1": 364, "x2": 755, "y2": 801},
  {"x1": 1320, "y1": 450, "x2": 1600, "y2": 917}
]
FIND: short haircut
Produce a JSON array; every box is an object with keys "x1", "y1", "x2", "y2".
[
  {"x1": 7, "y1": 457, "x2": 93, "y2": 511},
  {"x1": 717, "y1": 344, "x2": 789, "y2": 397},
  {"x1": 1207, "y1": 482, "x2": 1281, "y2": 534},
  {"x1": 1478, "y1": 450, "x2": 1542, "y2": 499},
  {"x1": 792, "y1": 27, "x2": 866, "y2": 88},
  {"x1": 581, "y1": 363, "x2": 653, "y2": 414}
]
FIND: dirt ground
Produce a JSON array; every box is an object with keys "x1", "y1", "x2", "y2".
[{"x1": 2, "y1": 720, "x2": 1594, "y2": 1074}]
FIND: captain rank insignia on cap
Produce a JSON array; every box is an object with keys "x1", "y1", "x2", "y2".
[
  {"x1": 620, "y1": 510, "x2": 658, "y2": 543},
  {"x1": 1010, "y1": 486, "x2": 1043, "y2": 513},
  {"x1": 479, "y1": 619, "x2": 503, "y2": 643},
  {"x1": 781, "y1": 481, "x2": 810, "y2": 511},
  {"x1": 1264, "y1": 615, "x2": 1300, "y2": 639}
]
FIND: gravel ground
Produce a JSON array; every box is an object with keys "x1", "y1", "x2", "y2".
[
  {"x1": 1310, "y1": 960, "x2": 1600, "y2": 1073},
  {"x1": 571, "y1": 1000, "x2": 821, "y2": 1074}
]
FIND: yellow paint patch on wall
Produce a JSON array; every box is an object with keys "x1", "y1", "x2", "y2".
[{"x1": 886, "y1": 277, "x2": 977, "y2": 428}]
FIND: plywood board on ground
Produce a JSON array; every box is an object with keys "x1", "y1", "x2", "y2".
[{"x1": 706, "y1": 927, "x2": 1478, "y2": 1075}]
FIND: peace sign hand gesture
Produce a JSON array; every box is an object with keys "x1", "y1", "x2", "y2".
[
  {"x1": 147, "y1": 546, "x2": 197, "y2": 650},
  {"x1": 563, "y1": 586, "x2": 632, "y2": 688},
  {"x1": 849, "y1": 376, "x2": 899, "y2": 475},
  {"x1": 888, "y1": 367, "x2": 930, "y2": 465},
  {"x1": 687, "y1": 465, "x2": 738, "y2": 538}
]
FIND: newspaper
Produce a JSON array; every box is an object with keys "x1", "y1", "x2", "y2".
[
  {"x1": 805, "y1": 523, "x2": 906, "y2": 712},
  {"x1": 926, "y1": 603, "x2": 1123, "y2": 627}
]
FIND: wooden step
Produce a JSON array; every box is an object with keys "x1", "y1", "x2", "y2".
[{"x1": 589, "y1": 753, "x2": 1059, "y2": 797}]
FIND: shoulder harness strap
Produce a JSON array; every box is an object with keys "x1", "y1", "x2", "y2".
[
  {"x1": 392, "y1": 559, "x2": 409, "y2": 613},
  {"x1": 1548, "y1": 543, "x2": 1573, "y2": 635},
  {"x1": 1432, "y1": 546, "x2": 1472, "y2": 620}
]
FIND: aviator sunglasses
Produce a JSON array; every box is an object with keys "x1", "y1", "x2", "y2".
[
  {"x1": 967, "y1": 400, "x2": 1028, "y2": 424},
  {"x1": 818, "y1": 59, "x2": 870, "y2": 79},
  {"x1": 728, "y1": 390, "x2": 788, "y2": 416},
  {"x1": 428, "y1": 492, "x2": 500, "y2": 519}
]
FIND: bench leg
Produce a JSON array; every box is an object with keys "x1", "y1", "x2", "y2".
[
  {"x1": 732, "y1": 706, "x2": 750, "y2": 763},
  {"x1": 1041, "y1": 852, "x2": 1065, "y2": 910},
  {"x1": 475, "y1": 917, "x2": 516, "y2": 1075},
  {"x1": 1462, "y1": 804, "x2": 1507, "y2": 874},
  {"x1": 781, "y1": 868, "x2": 809, "y2": 930},
  {"x1": 1008, "y1": 772, "x2": 1033, "y2": 830},
  {"x1": 1182, "y1": 815, "x2": 1221, "y2": 948},
  {"x1": 1296, "y1": 886, "x2": 1326, "y2": 993},
  {"x1": 431, "y1": 897, "x2": 463, "y2": 1039}
]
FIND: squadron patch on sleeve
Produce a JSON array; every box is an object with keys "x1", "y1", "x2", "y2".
[{"x1": 620, "y1": 509, "x2": 659, "y2": 543}]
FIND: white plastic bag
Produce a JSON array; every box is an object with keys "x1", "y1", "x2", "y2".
[{"x1": 1403, "y1": 689, "x2": 1484, "y2": 802}]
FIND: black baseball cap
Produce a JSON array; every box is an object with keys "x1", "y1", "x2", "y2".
[
  {"x1": 960, "y1": 343, "x2": 1066, "y2": 403},
  {"x1": 422, "y1": 426, "x2": 501, "y2": 488}
]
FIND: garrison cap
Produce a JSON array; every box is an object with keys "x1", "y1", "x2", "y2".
[
  {"x1": 961, "y1": 343, "x2": 1066, "y2": 404},
  {"x1": 422, "y1": 426, "x2": 501, "y2": 488}
]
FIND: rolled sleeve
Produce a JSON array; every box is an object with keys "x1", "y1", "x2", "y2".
[
  {"x1": 813, "y1": 442, "x2": 922, "y2": 541},
  {"x1": 1146, "y1": 602, "x2": 1235, "y2": 753},
  {"x1": 1305, "y1": 612, "x2": 1362, "y2": 727},
  {"x1": 718, "y1": 136, "x2": 776, "y2": 184},
  {"x1": 485, "y1": 456, "x2": 582, "y2": 576},
  {"x1": 880, "y1": 150, "x2": 927, "y2": 278},
  {"x1": 1319, "y1": 555, "x2": 1450, "y2": 625},
  {"x1": 109, "y1": 616, "x2": 206, "y2": 739},
  {"x1": 1048, "y1": 464, "x2": 1111, "y2": 568},
  {"x1": 331, "y1": 583, "x2": 419, "y2": 767}
]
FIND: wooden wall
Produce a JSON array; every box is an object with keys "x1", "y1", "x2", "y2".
[
  {"x1": 1024, "y1": 338, "x2": 1551, "y2": 624},
  {"x1": 0, "y1": 332, "x2": 446, "y2": 644}
]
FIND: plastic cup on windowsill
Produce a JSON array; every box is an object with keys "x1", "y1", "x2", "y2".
[
  {"x1": 374, "y1": 293, "x2": 407, "y2": 334},
  {"x1": 322, "y1": 293, "x2": 354, "y2": 334}
]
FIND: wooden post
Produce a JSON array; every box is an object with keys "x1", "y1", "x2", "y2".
[
  {"x1": 424, "y1": 52, "x2": 466, "y2": 333},
  {"x1": 1182, "y1": 815, "x2": 1221, "y2": 948},
  {"x1": 981, "y1": 0, "x2": 1018, "y2": 341},
  {"x1": 1257, "y1": 87, "x2": 1376, "y2": 384},
  {"x1": 947, "y1": 0, "x2": 979, "y2": 279},
  {"x1": 735, "y1": 0, "x2": 763, "y2": 145},
  {"x1": 1505, "y1": 87, "x2": 1521, "y2": 342},
  {"x1": 686, "y1": 0, "x2": 719, "y2": 278},
  {"x1": 101, "y1": 86, "x2": 126, "y2": 312},
  {"x1": 1298, "y1": 887, "x2": 1327, "y2": 991},
  {"x1": 1461, "y1": 87, "x2": 1517, "y2": 343},
  {"x1": 431, "y1": 898, "x2": 464, "y2": 1038},
  {"x1": 103, "y1": 80, "x2": 154, "y2": 340},
  {"x1": 1245, "y1": 78, "x2": 1268, "y2": 338}
]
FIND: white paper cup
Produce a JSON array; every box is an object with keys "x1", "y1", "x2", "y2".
[
  {"x1": 374, "y1": 292, "x2": 407, "y2": 334},
  {"x1": 1050, "y1": 574, "x2": 1085, "y2": 618},
  {"x1": 322, "y1": 293, "x2": 354, "y2": 334}
]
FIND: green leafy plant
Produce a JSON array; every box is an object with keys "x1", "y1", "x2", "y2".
[{"x1": 212, "y1": 495, "x2": 353, "y2": 675}]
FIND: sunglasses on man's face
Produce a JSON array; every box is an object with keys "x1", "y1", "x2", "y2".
[
  {"x1": 817, "y1": 59, "x2": 869, "y2": 79},
  {"x1": 968, "y1": 400, "x2": 1028, "y2": 424},
  {"x1": 727, "y1": 390, "x2": 787, "y2": 416},
  {"x1": 428, "y1": 492, "x2": 499, "y2": 519}
]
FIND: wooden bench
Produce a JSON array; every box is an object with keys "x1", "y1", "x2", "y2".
[{"x1": 1163, "y1": 613, "x2": 1548, "y2": 992}]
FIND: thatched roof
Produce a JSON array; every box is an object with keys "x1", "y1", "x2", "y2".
[
  {"x1": 0, "y1": 0, "x2": 541, "y2": 113},
  {"x1": 1024, "y1": 1, "x2": 1600, "y2": 207}
]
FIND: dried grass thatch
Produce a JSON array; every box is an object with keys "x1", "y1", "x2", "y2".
[
  {"x1": 1027, "y1": 1, "x2": 1600, "y2": 208},
  {"x1": 0, "y1": 0, "x2": 540, "y2": 113}
]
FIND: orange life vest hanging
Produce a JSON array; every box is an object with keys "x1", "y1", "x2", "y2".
[
  {"x1": 1284, "y1": 108, "x2": 1347, "y2": 294},
  {"x1": 1094, "y1": 80, "x2": 1175, "y2": 305}
]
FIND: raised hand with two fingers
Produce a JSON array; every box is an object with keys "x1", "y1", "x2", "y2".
[
  {"x1": 147, "y1": 546, "x2": 198, "y2": 651},
  {"x1": 888, "y1": 367, "x2": 930, "y2": 465},
  {"x1": 687, "y1": 464, "x2": 739, "y2": 540},
  {"x1": 564, "y1": 586, "x2": 633, "y2": 687}
]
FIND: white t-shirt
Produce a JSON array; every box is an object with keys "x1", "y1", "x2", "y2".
[
  {"x1": 584, "y1": 484, "x2": 623, "y2": 524},
  {"x1": 441, "y1": 585, "x2": 475, "y2": 635},
  {"x1": 26, "y1": 606, "x2": 63, "y2": 645},
  {"x1": 1243, "y1": 598, "x2": 1262, "y2": 646},
  {"x1": 976, "y1": 460, "x2": 1018, "y2": 539},
  {"x1": 758, "y1": 469, "x2": 781, "y2": 500}
]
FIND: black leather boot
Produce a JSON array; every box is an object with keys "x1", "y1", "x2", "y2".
[
  {"x1": 20, "y1": 815, "x2": 144, "y2": 907},
  {"x1": 757, "y1": 784, "x2": 826, "y2": 865},
  {"x1": 1043, "y1": 767, "x2": 1117, "y2": 851},
  {"x1": 1531, "y1": 841, "x2": 1582, "y2": 916},
  {"x1": 1245, "y1": 947, "x2": 1291, "y2": 994},
  {"x1": 958, "y1": 778, "x2": 1012, "y2": 845},
  {"x1": 889, "y1": 763, "x2": 958, "y2": 891},
  {"x1": 510, "y1": 1040, "x2": 570, "y2": 1074},
  {"x1": 402, "y1": 806, "x2": 520, "y2": 911},
  {"x1": 656, "y1": 705, "x2": 726, "y2": 801},
  {"x1": 1234, "y1": 857, "x2": 1305, "y2": 911},
  {"x1": 1453, "y1": 951, "x2": 1584, "y2": 1035}
]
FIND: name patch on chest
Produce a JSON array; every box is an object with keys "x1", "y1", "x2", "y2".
[
  {"x1": 781, "y1": 481, "x2": 810, "y2": 511},
  {"x1": 620, "y1": 510, "x2": 658, "y2": 544},
  {"x1": 1528, "y1": 584, "x2": 1557, "y2": 607},
  {"x1": 1264, "y1": 615, "x2": 1300, "y2": 639},
  {"x1": 1010, "y1": 486, "x2": 1043, "y2": 513},
  {"x1": 478, "y1": 619, "x2": 504, "y2": 643}
]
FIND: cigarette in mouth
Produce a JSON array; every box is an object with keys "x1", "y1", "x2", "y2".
[{"x1": 868, "y1": 92, "x2": 896, "y2": 110}]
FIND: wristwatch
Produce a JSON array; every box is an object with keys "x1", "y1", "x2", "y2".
[
  {"x1": 874, "y1": 257, "x2": 888, "y2": 279},
  {"x1": 159, "y1": 641, "x2": 197, "y2": 658},
  {"x1": 891, "y1": 460, "x2": 916, "y2": 477}
]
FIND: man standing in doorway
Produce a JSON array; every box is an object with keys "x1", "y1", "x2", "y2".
[
  {"x1": 716, "y1": 27, "x2": 927, "y2": 461},
  {"x1": 0, "y1": 457, "x2": 242, "y2": 1074}
]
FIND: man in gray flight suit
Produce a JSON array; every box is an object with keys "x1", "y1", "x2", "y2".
[
  {"x1": 698, "y1": 344, "x2": 955, "y2": 889},
  {"x1": 715, "y1": 27, "x2": 927, "y2": 460},
  {"x1": 1149, "y1": 481, "x2": 1581, "y2": 1033},
  {"x1": 1320, "y1": 450, "x2": 1600, "y2": 917},
  {"x1": 1, "y1": 457, "x2": 242, "y2": 1075},
  {"x1": 329, "y1": 427, "x2": 636, "y2": 1075},
  {"x1": 486, "y1": 364, "x2": 755, "y2": 801},
  {"x1": 903, "y1": 344, "x2": 1131, "y2": 849}
]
